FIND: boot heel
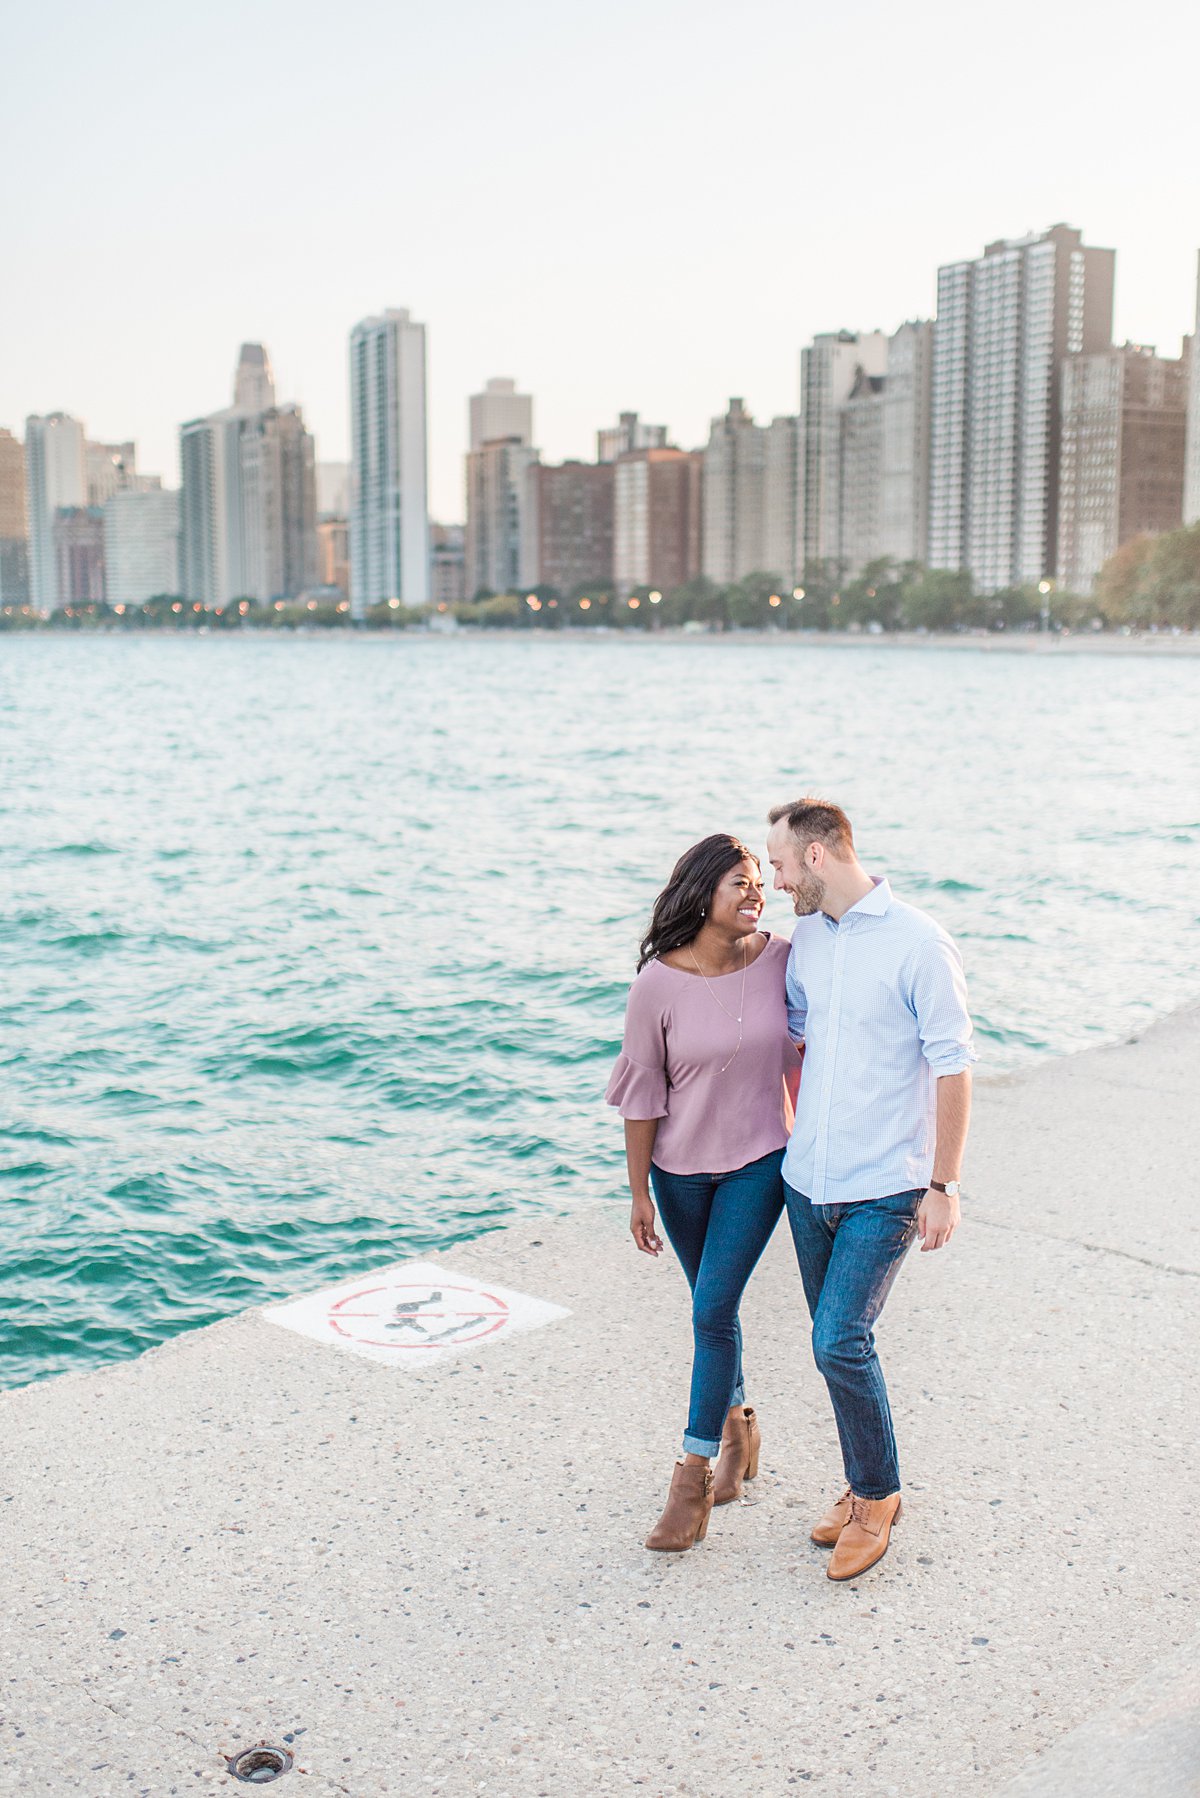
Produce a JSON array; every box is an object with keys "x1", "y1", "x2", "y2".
[
  {"x1": 894, "y1": 1499, "x2": 903, "y2": 1521},
  {"x1": 695, "y1": 1508, "x2": 711, "y2": 1541},
  {"x1": 745, "y1": 1440, "x2": 760, "y2": 1481}
]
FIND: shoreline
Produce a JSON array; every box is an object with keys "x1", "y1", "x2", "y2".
[
  {"x1": 7, "y1": 626, "x2": 1200, "y2": 655},
  {"x1": 2, "y1": 1004, "x2": 1197, "y2": 1793}
]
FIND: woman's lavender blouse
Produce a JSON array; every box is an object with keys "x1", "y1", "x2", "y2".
[{"x1": 605, "y1": 934, "x2": 795, "y2": 1175}]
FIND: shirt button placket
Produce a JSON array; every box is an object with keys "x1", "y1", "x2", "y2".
[{"x1": 815, "y1": 921, "x2": 846, "y2": 1206}]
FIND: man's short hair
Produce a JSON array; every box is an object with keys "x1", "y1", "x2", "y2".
[{"x1": 767, "y1": 797, "x2": 855, "y2": 857}]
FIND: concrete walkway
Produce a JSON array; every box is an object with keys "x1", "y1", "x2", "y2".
[{"x1": 2, "y1": 1008, "x2": 1197, "y2": 1796}]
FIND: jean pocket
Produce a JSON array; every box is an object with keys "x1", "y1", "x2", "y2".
[{"x1": 876, "y1": 1188, "x2": 923, "y2": 1219}]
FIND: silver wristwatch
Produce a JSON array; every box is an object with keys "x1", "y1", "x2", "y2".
[{"x1": 930, "y1": 1179, "x2": 960, "y2": 1196}]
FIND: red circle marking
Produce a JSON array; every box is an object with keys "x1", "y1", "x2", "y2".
[{"x1": 327, "y1": 1282, "x2": 510, "y2": 1350}]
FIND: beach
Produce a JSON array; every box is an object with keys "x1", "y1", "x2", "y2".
[{"x1": 3, "y1": 1004, "x2": 1196, "y2": 1795}]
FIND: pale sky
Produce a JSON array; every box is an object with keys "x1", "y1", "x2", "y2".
[{"x1": 3, "y1": 0, "x2": 1197, "y2": 522}]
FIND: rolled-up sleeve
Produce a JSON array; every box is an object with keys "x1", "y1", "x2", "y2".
[
  {"x1": 908, "y1": 930, "x2": 977, "y2": 1075},
  {"x1": 785, "y1": 940, "x2": 808, "y2": 1043},
  {"x1": 605, "y1": 976, "x2": 669, "y2": 1119}
]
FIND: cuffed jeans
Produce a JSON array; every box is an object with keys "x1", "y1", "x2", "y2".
[
  {"x1": 650, "y1": 1149, "x2": 785, "y2": 1458},
  {"x1": 784, "y1": 1183, "x2": 922, "y2": 1500}
]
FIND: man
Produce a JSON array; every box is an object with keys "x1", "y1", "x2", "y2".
[{"x1": 765, "y1": 798, "x2": 975, "y2": 1581}]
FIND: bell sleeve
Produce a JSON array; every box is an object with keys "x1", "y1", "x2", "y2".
[{"x1": 605, "y1": 974, "x2": 669, "y2": 1119}]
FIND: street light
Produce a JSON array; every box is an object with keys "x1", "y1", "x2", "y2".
[{"x1": 1038, "y1": 579, "x2": 1053, "y2": 635}]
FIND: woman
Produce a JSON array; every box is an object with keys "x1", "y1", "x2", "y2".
[{"x1": 606, "y1": 833, "x2": 798, "y2": 1552}]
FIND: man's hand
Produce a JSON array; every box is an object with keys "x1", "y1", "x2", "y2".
[
  {"x1": 916, "y1": 1187, "x2": 960, "y2": 1252},
  {"x1": 630, "y1": 1193, "x2": 664, "y2": 1256}
]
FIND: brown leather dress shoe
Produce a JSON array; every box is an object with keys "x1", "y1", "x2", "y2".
[
  {"x1": 645, "y1": 1460, "x2": 715, "y2": 1551},
  {"x1": 810, "y1": 1486, "x2": 852, "y2": 1546},
  {"x1": 712, "y1": 1405, "x2": 761, "y2": 1505},
  {"x1": 826, "y1": 1492, "x2": 902, "y2": 1581}
]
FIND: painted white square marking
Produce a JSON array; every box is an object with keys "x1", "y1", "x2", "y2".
[{"x1": 264, "y1": 1261, "x2": 570, "y2": 1367}]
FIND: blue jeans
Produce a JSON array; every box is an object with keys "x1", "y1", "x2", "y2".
[
  {"x1": 784, "y1": 1184, "x2": 922, "y2": 1500},
  {"x1": 651, "y1": 1149, "x2": 785, "y2": 1457}
]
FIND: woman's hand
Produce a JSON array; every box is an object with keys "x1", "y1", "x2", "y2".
[{"x1": 630, "y1": 1193, "x2": 664, "y2": 1256}]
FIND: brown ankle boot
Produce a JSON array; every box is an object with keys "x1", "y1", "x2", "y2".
[
  {"x1": 827, "y1": 1492, "x2": 902, "y2": 1580},
  {"x1": 712, "y1": 1405, "x2": 761, "y2": 1505},
  {"x1": 645, "y1": 1460, "x2": 715, "y2": 1551},
  {"x1": 810, "y1": 1486, "x2": 852, "y2": 1546}
]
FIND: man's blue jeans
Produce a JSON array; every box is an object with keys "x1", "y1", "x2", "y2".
[
  {"x1": 651, "y1": 1149, "x2": 785, "y2": 1458},
  {"x1": 784, "y1": 1183, "x2": 922, "y2": 1499}
]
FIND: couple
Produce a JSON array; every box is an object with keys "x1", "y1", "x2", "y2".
[{"x1": 606, "y1": 798, "x2": 975, "y2": 1581}]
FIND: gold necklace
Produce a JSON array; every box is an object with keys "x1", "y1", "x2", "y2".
[{"x1": 688, "y1": 936, "x2": 749, "y2": 1073}]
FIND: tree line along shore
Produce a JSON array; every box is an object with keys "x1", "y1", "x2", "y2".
[{"x1": 5, "y1": 522, "x2": 1199, "y2": 637}]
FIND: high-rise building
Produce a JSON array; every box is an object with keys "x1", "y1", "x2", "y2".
[
  {"x1": 1057, "y1": 343, "x2": 1187, "y2": 594},
  {"x1": 103, "y1": 488, "x2": 181, "y2": 603},
  {"x1": 86, "y1": 440, "x2": 138, "y2": 507},
  {"x1": 929, "y1": 223, "x2": 1115, "y2": 589},
  {"x1": 183, "y1": 344, "x2": 319, "y2": 608},
  {"x1": 800, "y1": 331, "x2": 888, "y2": 569},
  {"x1": 597, "y1": 411, "x2": 668, "y2": 463},
  {"x1": 431, "y1": 522, "x2": 466, "y2": 607},
  {"x1": 613, "y1": 448, "x2": 703, "y2": 599},
  {"x1": 180, "y1": 408, "x2": 247, "y2": 607},
  {"x1": 465, "y1": 438, "x2": 538, "y2": 596},
  {"x1": 833, "y1": 320, "x2": 934, "y2": 576},
  {"x1": 53, "y1": 507, "x2": 106, "y2": 605},
  {"x1": 0, "y1": 428, "x2": 29, "y2": 605},
  {"x1": 838, "y1": 371, "x2": 887, "y2": 575},
  {"x1": 469, "y1": 378, "x2": 533, "y2": 453},
  {"x1": 25, "y1": 412, "x2": 87, "y2": 611},
  {"x1": 239, "y1": 405, "x2": 317, "y2": 603},
  {"x1": 702, "y1": 399, "x2": 766, "y2": 585},
  {"x1": 349, "y1": 309, "x2": 430, "y2": 617},
  {"x1": 880, "y1": 320, "x2": 933, "y2": 565},
  {"x1": 1185, "y1": 254, "x2": 1200, "y2": 527},
  {"x1": 762, "y1": 416, "x2": 803, "y2": 587},
  {"x1": 521, "y1": 460, "x2": 614, "y2": 595},
  {"x1": 234, "y1": 343, "x2": 275, "y2": 414}
]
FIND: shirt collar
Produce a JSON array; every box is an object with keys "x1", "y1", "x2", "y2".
[{"x1": 826, "y1": 875, "x2": 892, "y2": 926}]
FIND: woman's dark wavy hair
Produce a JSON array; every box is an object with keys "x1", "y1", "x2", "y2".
[{"x1": 637, "y1": 834, "x2": 759, "y2": 971}]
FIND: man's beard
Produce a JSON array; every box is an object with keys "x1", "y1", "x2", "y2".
[{"x1": 790, "y1": 870, "x2": 826, "y2": 916}]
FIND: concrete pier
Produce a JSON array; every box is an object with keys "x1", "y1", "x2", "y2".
[{"x1": 2, "y1": 1008, "x2": 1197, "y2": 1795}]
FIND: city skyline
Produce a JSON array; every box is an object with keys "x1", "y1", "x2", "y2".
[{"x1": 3, "y1": 0, "x2": 1198, "y2": 520}]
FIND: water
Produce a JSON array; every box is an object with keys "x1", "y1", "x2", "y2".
[{"x1": 2, "y1": 633, "x2": 1198, "y2": 1389}]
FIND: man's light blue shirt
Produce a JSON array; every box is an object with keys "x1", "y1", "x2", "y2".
[{"x1": 783, "y1": 876, "x2": 977, "y2": 1207}]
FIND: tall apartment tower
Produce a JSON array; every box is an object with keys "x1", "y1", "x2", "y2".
[
  {"x1": 25, "y1": 412, "x2": 87, "y2": 611},
  {"x1": 180, "y1": 408, "x2": 248, "y2": 607},
  {"x1": 103, "y1": 488, "x2": 181, "y2": 604},
  {"x1": 0, "y1": 428, "x2": 29, "y2": 605},
  {"x1": 800, "y1": 331, "x2": 888, "y2": 568},
  {"x1": 182, "y1": 343, "x2": 316, "y2": 607},
  {"x1": 349, "y1": 309, "x2": 430, "y2": 617},
  {"x1": 835, "y1": 320, "x2": 933, "y2": 575},
  {"x1": 465, "y1": 438, "x2": 539, "y2": 596},
  {"x1": 762, "y1": 416, "x2": 803, "y2": 587},
  {"x1": 465, "y1": 379, "x2": 536, "y2": 598},
  {"x1": 702, "y1": 399, "x2": 766, "y2": 585},
  {"x1": 613, "y1": 448, "x2": 703, "y2": 599},
  {"x1": 1185, "y1": 254, "x2": 1200, "y2": 526},
  {"x1": 929, "y1": 223, "x2": 1115, "y2": 589},
  {"x1": 469, "y1": 378, "x2": 533, "y2": 453},
  {"x1": 521, "y1": 460, "x2": 614, "y2": 596},
  {"x1": 239, "y1": 405, "x2": 317, "y2": 603},
  {"x1": 1057, "y1": 344, "x2": 1187, "y2": 594},
  {"x1": 597, "y1": 411, "x2": 668, "y2": 463}
]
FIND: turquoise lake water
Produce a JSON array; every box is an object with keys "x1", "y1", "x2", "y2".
[{"x1": 2, "y1": 634, "x2": 1198, "y2": 1388}]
